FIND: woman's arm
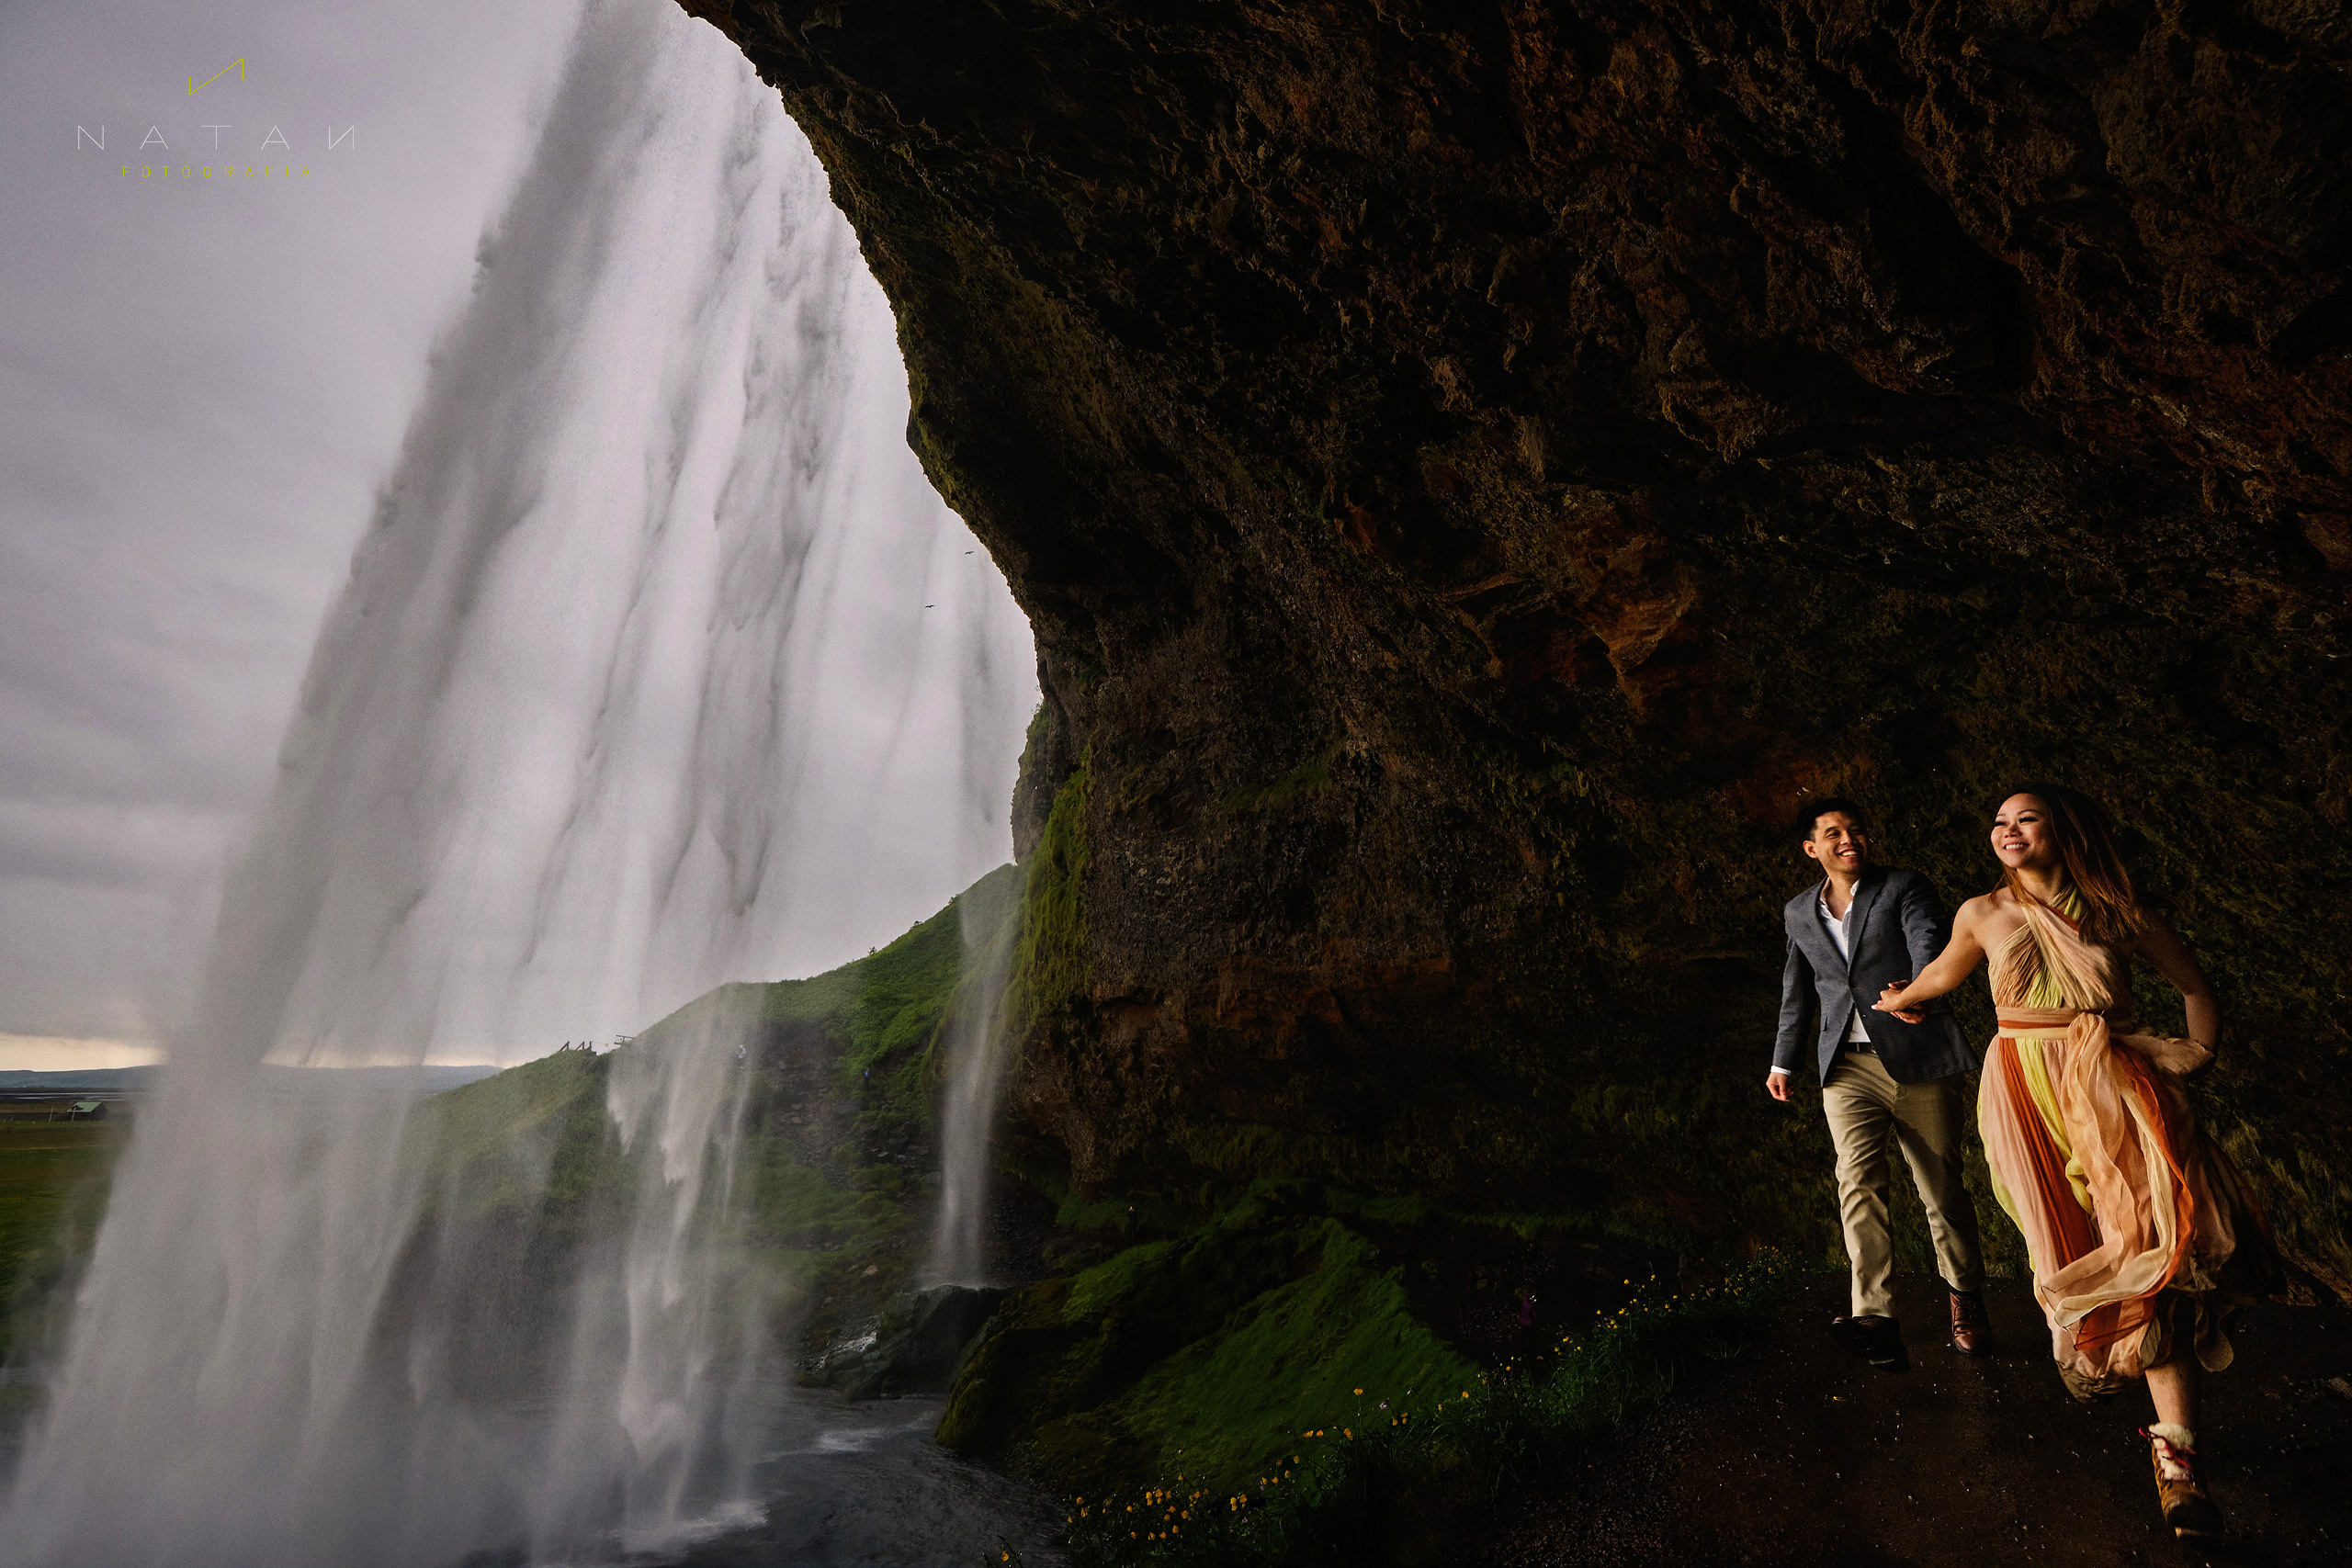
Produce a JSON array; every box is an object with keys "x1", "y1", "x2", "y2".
[
  {"x1": 2134, "y1": 916, "x2": 2221, "y2": 1047},
  {"x1": 1873, "y1": 897, "x2": 1991, "y2": 1013}
]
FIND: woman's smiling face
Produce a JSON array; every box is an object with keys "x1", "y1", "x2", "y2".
[{"x1": 1992, "y1": 794, "x2": 2055, "y2": 872}]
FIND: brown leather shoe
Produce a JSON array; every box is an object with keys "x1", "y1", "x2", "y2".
[
  {"x1": 1829, "y1": 1314, "x2": 1906, "y2": 1369},
  {"x1": 2143, "y1": 1427, "x2": 2224, "y2": 1538},
  {"x1": 1947, "y1": 1288, "x2": 1991, "y2": 1355}
]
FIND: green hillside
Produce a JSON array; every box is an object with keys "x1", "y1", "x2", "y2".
[
  {"x1": 402, "y1": 862, "x2": 1025, "y2": 1352},
  {"x1": 0, "y1": 865, "x2": 1023, "y2": 1385}
]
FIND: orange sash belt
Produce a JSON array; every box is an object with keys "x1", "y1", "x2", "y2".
[
  {"x1": 1996, "y1": 1007, "x2": 2133, "y2": 1039},
  {"x1": 1998, "y1": 1009, "x2": 2212, "y2": 1080}
]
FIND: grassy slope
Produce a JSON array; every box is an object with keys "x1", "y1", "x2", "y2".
[{"x1": 413, "y1": 1046, "x2": 618, "y2": 1226}]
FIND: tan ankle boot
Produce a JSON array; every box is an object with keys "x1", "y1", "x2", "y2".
[{"x1": 2143, "y1": 1425, "x2": 2223, "y2": 1538}]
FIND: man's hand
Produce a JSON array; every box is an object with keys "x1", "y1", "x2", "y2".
[
  {"x1": 1874, "y1": 982, "x2": 1926, "y2": 1024},
  {"x1": 1766, "y1": 1068, "x2": 1792, "y2": 1102}
]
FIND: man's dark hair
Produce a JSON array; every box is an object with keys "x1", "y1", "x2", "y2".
[{"x1": 1799, "y1": 796, "x2": 1868, "y2": 843}]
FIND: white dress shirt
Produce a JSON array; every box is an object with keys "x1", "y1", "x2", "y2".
[{"x1": 1817, "y1": 885, "x2": 1872, "y2": 1045}]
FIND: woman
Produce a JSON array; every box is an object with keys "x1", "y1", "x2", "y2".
[{"x1": 1873, "y1": 784, "x2": 2278, "y2": 1539}]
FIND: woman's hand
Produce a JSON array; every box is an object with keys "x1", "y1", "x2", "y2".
[
  {"x1": 2117, "y1": 1032, "x2": 2215, "y2": 1080},
  {"x1": 1875, "y1": 894, "x2": 1993, "y2": 1016},
  {"x1": 1873, "y1": 983, "x2": 1926, "y2": 1024}
]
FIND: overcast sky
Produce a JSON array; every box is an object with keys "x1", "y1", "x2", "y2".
[{"x1": 0, "y1": 0, "x2": 584, "y2": 1065}]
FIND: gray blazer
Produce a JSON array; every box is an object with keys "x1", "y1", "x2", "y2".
[{"x1": 1773, "y1": 866, "x2": 1976, "y2": 1086}]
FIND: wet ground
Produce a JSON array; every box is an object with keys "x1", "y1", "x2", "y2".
[
  {"x1": 1492, "y1": 1272, "x2": 2352, "y2": 1567},
  {"x1": 673, "y1": 1393, "x2": 1066, "y2": 1567}
]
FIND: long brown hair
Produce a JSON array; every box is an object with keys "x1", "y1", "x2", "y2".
[{"x1": 1997, "y1": 782, "x2": 2145, "y2": 946}]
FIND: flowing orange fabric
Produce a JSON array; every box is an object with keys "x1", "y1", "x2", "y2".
[{"x1": 1975, "y1": 896, "x2": 2276, "y2": 1384}]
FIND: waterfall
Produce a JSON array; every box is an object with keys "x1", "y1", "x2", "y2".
[
  {"x1": 0, "y1": 3, "x2": 1035, "y2": 1563},
  {"x1": 924, "y1": 881, "x2": 1020, "y2": 1286}
]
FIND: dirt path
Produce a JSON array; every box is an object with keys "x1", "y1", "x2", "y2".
[{"x1": 1491, "y1": 1273, "x2": 2352, "y2": 1566}]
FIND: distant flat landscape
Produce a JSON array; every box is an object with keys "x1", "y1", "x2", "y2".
[{"x1": 0, "y1": 1064, "x2": 507, "y2": 1095}]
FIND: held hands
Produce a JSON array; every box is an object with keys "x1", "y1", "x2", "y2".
[{"x1": 1873, "y1": 983, "x2": 1926, "y2": 1024}]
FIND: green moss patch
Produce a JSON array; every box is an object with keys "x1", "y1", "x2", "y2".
[
  {"x1": 1054, "y1": 1251, "x2": 1801, "y2": 1567},
  {"x1": 1211, "y1": 739, "x2": 1345, "y2": 817},
  {"x1": 1105, "y1": 1224, "x2": 1476, "y2": 1488},
  {"x1": 935, "y1": 1170, "x2": 1759, "y2": 1518},
  {"x1": 1011, "y1": 747, "x2": 1092, "y2": 1032}
]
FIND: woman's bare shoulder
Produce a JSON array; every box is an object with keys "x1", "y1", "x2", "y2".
[
  {"x1": 1952, "y1": 890, "x2": 2006, "y2": 924},
  {"x1": 1964, "y1": 886, "x2": 2031, "y2": 940}
]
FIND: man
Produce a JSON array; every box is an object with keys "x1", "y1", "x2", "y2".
[{"x1": 1769, "y1": 797, "x2": 1989, "y2": 1368}]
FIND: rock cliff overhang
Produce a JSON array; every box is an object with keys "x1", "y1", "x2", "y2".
[{"x1": 680, "y1": 0, "x2": 2351, "y2": 1284}]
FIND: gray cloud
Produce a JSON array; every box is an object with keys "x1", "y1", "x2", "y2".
[
  {"x1": 1, "y1": 1, "x2": 1041, "y2": 1066},
  {"x1": 0, "y1": 0, "x2": 582, "y2": 1044}
]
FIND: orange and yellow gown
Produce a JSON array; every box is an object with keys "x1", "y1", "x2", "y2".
[{"x1": 1976, "y1": 894, "x2": 2278, "y2": 1391}]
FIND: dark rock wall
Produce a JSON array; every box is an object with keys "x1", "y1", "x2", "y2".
[{"x1": 678, "y1": 0, "x2": 2352, "y2": 1285}]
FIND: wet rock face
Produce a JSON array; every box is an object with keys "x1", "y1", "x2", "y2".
[
  {"x1": 808, "y1": 1285, "x2": 1012, "y2": 1400},
  {"x1": 681, "y1": 1, "x2": 2352, "y2": 1280}
]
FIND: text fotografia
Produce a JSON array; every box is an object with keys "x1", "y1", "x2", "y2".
[{"x1": 124, "y1": 164, "x2": 314, "y2": 178}]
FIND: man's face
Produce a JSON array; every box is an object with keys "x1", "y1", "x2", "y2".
[{"x1": 1803, "y1": 812, "x2": 1870, "y2": 876}]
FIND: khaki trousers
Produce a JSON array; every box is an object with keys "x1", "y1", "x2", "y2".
[{"x1": 1821, "y1": 1049, "x2": 1984, "y2": 1318}]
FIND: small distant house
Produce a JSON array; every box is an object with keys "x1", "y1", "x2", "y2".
[{"x1": 63, "y1": 1100, "x2": 105, "y2": 1121}]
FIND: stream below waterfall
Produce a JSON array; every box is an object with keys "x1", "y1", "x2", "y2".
[
  {"x1": 0, "y1": 1383, "x2": 1065, "y2": 1568},
  {"x1": 431, "y1": 1388, "x2": 1066, "y2": 1568},
  {"x1": 666, "y1": 1392, "x2": 1063, "y2": 1568}
]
